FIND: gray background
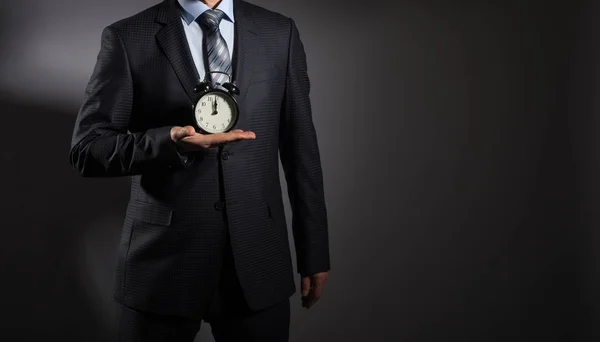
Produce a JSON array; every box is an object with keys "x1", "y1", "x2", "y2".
[{"x1": 0, "y1": 0, "x2": 594, "y2": 341}]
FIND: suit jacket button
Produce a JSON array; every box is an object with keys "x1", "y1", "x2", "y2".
[
  {"x1": 222, "y1": 151, "x2": 229, "y2": 160},
  {"x1": 214, "y1": 201, "x2": 225, "y2": 211}
]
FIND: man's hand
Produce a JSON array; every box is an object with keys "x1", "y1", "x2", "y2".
[
  {"x1": 171, "y1": 125, "x2": 256, "y2": 151},
  {"x1": 301, "y1": 272, "x2": 328, "y2": 309}
]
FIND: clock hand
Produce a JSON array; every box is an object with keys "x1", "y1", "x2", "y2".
[{"x1": 211, "y1": 97, "x2": 218, "y2": 115}]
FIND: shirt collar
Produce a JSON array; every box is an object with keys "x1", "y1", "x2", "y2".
[{"x1": 177, "y1": 0, "x2": 235, "y2": 26}]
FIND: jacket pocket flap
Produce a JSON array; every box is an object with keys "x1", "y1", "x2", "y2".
[{"x1": 128, "y1": 200, "x2": 173, "y2": 226}]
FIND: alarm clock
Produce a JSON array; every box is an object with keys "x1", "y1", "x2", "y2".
[{"x1": 193, "y1": 71, "x2": 240, "y2": 134}]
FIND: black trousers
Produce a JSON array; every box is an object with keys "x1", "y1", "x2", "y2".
[{"x1": 115, "y1": 237, "x2": 291, "y2": 342}]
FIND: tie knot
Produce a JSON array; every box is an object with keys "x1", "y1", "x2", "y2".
[{"x1": 198, "y1": 9, "x2": 226, "y2": 34}]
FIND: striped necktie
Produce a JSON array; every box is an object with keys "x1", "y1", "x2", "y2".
[{"x1": 197, "y1": 9, "x2": 231, "y2": 87}]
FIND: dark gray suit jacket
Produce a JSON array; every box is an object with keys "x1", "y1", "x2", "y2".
[{"x1": 69, "y1": 0, "x2": 330, "y2": 318}]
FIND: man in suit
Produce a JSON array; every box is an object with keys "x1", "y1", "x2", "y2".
[{"x1": 69, "y1": 0, "x2": 330, "y2": 340}]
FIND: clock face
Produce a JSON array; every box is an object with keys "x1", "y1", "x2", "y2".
[{"x1": 194, "y1": 91, "x2": 238, "y2": 134}]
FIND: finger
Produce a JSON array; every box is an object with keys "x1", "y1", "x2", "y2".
[
  {"x1": 307, "y1": 285, "x2": 322, "y2": 309},
  {"x1": 213, "y1": 131, "x2": 255, "y2": 144},
  {"x1": 231, "y1": 129, "x2": 244, "y2": 133},
  {"x1": 312, "y1": 280, "x2": 324, "y2": 300},
  {"x1": 228, "y1": 130, "x2": 255, "y2": 139},
  {"x1": 307, "y1": 294, "x2": 320, "y2": 309},
  {"x1": 306, "y1": 291, "x2": 321, "y2": 309},
  {"x1": 232, "y1": 131, "x2": 255, "y2": 140},
  {"x1": 301, "y1": 277, "x2": 311, "y2": 297},
  {"x1": 302, "y1": 295, "x2": 309, "y2": 308},
  {"x1": 307, "y1": 278, "x2": 324, "y2": 308}
]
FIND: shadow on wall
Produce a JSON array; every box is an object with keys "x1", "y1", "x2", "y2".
[{"x1": 0, "y1": 96, "x2": 130, "y2": 341}]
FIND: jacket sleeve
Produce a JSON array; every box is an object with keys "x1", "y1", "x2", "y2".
[
  {"x1": 279, "y1": 18, "x2": 331, "y2": 277},
  {"x1": 69, "y1": 26, "x2": 194, "y2": 177}
]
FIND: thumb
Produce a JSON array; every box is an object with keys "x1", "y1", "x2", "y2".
[
  {"x1": 172, "y1": 125, "x2": 194, "y2": 141},
  {"x1": 301, "y1": 276, "x2": 311, "y2": 297},
  {"x1": 183, "y1": 125, "x2": 196, "y2": 136}
]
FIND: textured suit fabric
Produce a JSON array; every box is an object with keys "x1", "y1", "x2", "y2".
[
  {"x1": 117, "y1": 300, "x2": 290, "y2": 342},
  {"x1": 69, "y1": 0, "x2": 330, "y2": 319},
  {"x1": 116, "y1": 237, "x2": 291, "y2": 341}
]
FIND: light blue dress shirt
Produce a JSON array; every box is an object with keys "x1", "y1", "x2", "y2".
[{"x1": 177, "y1": 0, "x2": 235, "y2": 82}]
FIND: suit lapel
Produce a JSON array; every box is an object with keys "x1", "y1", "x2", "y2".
[
  {"x1": 155, "y1": 0, "x2": 200, "y2": 103},
  {"x1": 231, "y1": 0, "x2": 260, "y2": 128}
]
